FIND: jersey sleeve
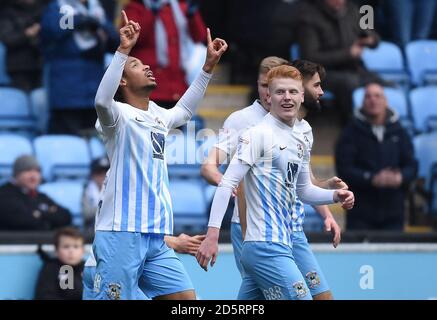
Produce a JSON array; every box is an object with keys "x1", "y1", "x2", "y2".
[
  {"x1": 94, "y1": 51, "x2": 125, "y2": 136},
  {"x1": 164, "y1": 70, "x2": 212, "y2": 129},
  {"x1": 236, "y1": 126, "x2": 273, "y2": 166}
]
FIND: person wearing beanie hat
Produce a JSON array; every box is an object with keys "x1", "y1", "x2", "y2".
[
  {"x1": 82, "y1": 156, "x2": 110, "y2": 233},
  {"x1": 0, "y1": 155, "x2": 72, "y2": 230}
]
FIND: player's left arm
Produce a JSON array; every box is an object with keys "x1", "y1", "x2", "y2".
[
  {"x1": 167, "y1": 28, "x2": 228, "y2": 129},
  {"x1": 196, "y1": 158, "x2": 250, "y2": 271},
  {"x1": 297, "y1": 164, "x2": 355, "y2": 209},
  {"x1": 310, "y1": 167, "x2": 348, "y2": 190}
]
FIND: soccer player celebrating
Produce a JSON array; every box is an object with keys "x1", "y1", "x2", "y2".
[
  {"x1": 201, "y1": 56, "x2": 289, "y2": 275},
  {"x1": 91, "y1": 11, "x2": 227, "y2": 300},
  {"x1": 201, "y1": 58, "x2": 347, "y2": 299},
  {"x1": 196, "y1": 65, "x2": 354, "y2": 300}
]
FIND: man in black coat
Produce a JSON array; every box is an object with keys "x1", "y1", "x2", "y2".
[
  {"x1": 335, "y1": 83, "x2": 417, "y2": 230},
  {"x1": 0, "y1": 155, "x2": 72, "y2": 230},
  {"x1": 296, "y1": 0, "x2": 382, "y2": 123}
]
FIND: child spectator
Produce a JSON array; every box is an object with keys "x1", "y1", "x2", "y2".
[{"x1": 34, "y1": 227, "x2": 85, "y2": 300}]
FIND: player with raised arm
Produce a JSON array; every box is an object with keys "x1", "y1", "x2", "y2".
[
  {"x1": 90, "y1": 10, "x2": 227, "y2": 300},
  {"x1": 197, "y1": 65, "x2": 354, "y2": 300}
]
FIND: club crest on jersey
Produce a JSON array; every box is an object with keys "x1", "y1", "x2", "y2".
[
  {"x1": 151, "y1": 132, "x2": 165, "y2": 160},
  {"x1": 305, "y1": 271, "x2": 321, "y2": 289},
  {"x1": 286, "y1": 162, "x2": 299, "y2": 187},
  {"x1": 107, "y1": 283, "x2": 121, "y2": 300},
  {"x1": 292, "y1": 281, "x2": 308, "y2": 299},
  {"x1": 297, "y1": 143, "x2": 304, "y2": 159}
]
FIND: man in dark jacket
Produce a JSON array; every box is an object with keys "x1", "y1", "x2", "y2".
[
  {"x1": 0, "y1": 155, "x2": 72, "y2": 231},
  {"x1": 0, "y1": 0, "x2": 51, "y2": 91},
  {"x1": 296, "y1": 0, "x2": 382, "y2": 123},
  {"x1": 335, "y1": 83, "x2": 417, "y2": 230}
]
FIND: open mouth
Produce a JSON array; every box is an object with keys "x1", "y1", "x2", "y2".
[
  {"x1": 281, "y1": 104, "x2": 294, "y2": 109},
  {"x1": 145, "y1": 71, "x2": 155, "y2": 81}
]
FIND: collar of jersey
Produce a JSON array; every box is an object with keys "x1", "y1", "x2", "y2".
[{"x1": 265, "y1": 113, "x2": 294, "y2": 131}]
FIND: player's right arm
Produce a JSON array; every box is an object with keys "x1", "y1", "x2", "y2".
[
  {"x1": 196, "y1": 128, "x2": 265, "y2": 271},
  {"x1": 196, "y1": 157, "x2": 250, "y2": 271},
  {"x1": 94, "y1": 11, "x2": 140, "y2": 127}
]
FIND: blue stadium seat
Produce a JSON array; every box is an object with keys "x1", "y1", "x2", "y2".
[
  {"x1": 413, "y1": 132, "x2": 437, "y2": 188},
  {"x1": 89, "y1": 136, "x2": 106, "y2": 159},
  {"x1": 430, "y1": 164, "x2": 437, "y2": 216},
  {"x1": 39, "y1": 181, "x2": 85, "y2": 227},
  {"x1": 180, "y1": 115, "x2": 205, "y2": 134},
  {"x1": 413, "y1": 132, "x2": 437, "y2": 216},
  {"x1": 169, "y1": 179, "x2": 208, "y2": 232},
  {"x1": 406, "y1": 40, "x2": 437, "y2": 86},
  {"x1": 196, "y1": 132, "x2": 217, "y2": 165},
  {"x1": 34, "y1": 135, "x2": 91, "y2": 181},
  {"x1": 0, "y1": 87, "x2": 35, "y2": 132},
  {"x1": 409, "y1": 86, "x2": 437, "y2": 133},
  {"x1": 204, "y1": 184, "x2": 217, "y2": 205},
  {"x1": 362, "y1": 41, "x2": 409, "y2": 87},
  {"x1": 29, "y1": 87, "x2": 49, "y2": 134},
  {"x1": 166, "y1": 131, "x2": 200, "y2": 178},
  {"x1": 302, "y1": 204, "x2": 324, "y2": 232},
  {"x1": 0, "y1": 42, "x2": 10, "y2": 85},
  {"x1": 0, "y1": 134, "x2": 33, "y2": 182},
  {"x1": 104, "y1": 53, "x2": 114, "y2": 68}
]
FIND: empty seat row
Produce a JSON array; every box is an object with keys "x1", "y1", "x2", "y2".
[{"x1": 0, "y1": 134, "x2": 106, "y2": 182}]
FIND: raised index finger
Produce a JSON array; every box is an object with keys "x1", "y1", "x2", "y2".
[
  {"x1": 206, "y1": 27, "x2": 212, "y2": 45},
  {"x1": 121, "y1": 10, "x2": 129, "y2": 26}
]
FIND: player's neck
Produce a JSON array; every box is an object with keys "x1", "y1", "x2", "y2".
[
  {"x1": 126, "y1": 92, "x2": 151, "y2": 111},
  {"x1": 270, "y1": 112, "x2": 295, "y2": 128}
]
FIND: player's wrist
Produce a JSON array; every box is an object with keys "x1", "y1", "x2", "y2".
[
  {"x1": 117, "y1": 45, "x2": 131, "y2": 56},
  {"x1": 206, "y1": 227, "x2": 220, "y2": 240},
  {"x1": 202, "y1": 60, "x2": 216, "y2": 74}
]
